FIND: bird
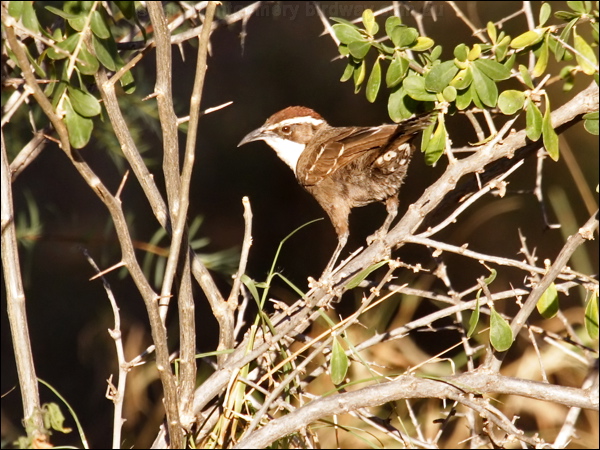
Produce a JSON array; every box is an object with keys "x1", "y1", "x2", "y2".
[{"x1": 238, "y1": 106, "x2": 434, "y2": 275}]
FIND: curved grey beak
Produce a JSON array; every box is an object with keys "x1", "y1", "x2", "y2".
[{"x1": 238, "y1": 127, "x2": 265, "y2": 147}]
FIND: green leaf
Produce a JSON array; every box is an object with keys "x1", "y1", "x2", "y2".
[
  {"x1": 385, "y1": 16, "x2": 402, "y2": 37},
  {"x1": 539, "y1": 2, "x2": 552, "y2": 27},
  {"x1": 425, "y1": 60, "x2": 459, "y2": 93},
  {"x1": 386, "y1": 55, "x2": 409, "y2": 88},
  {"x1": 471, "y1": 84, "x2": 485, "y2": 109},
  {"x1": 467, "y1": 294, "x2": 480, "y2": 338},
  {"x1": 567, "y1": 1, "x2": 586, "y2": 13},
  {"x1": 455, "y1": 86, "x2": 473, "y2": 110},
  {"x1": 487, "y1": 22, "x2": 497, "y2": 44},
  {"x1": 403, "y1": 75, "x2": 437, "y2": 101},
  {"x1": 118, "y1": 65, "x2": 136, "y2": 94},
  {"x1": 526, "y1": 100, "x2": 543, "y2": 141},
  {"x1": 362, "y1": 9, "x2": 377, "y2": 35},
  {"x1": 519, "y1": 64, "x2": 534, "y2": 89},
  {"x1": 91, "y1": 10, "x2": 111, "y2": 39},
  {"x1": 391, "y1": 26, "x2": 418, "y2": 48},
  {"x1": 484, "y1": 268, "x2": 497, "y2": 285},
  {"x1": 340, "y1": 61, "x2": 355, "y2": 82},
  {"x1": 338, "y1": 44, "x2": 350, "y2": 57},
  {"x1": 42, "y1": 403, "x2": 71, "y2": 434},
  {"x1": 554, "y1": 11, "x2": 580, "y2": 21},
  {"x1": 490, "y1": 307, "x2": 513, "y2": 352},
  {"x1": 76, "y1": 46, "x2": 100, "y2": 75},
  {"x1": 353, "y1": 59, "x2": 366, "y2": 92},
  {"x1": 471, "y1": 64, "x2": 498, "y2": 107},
  {"x1": 63, "y1": 97, "x2": 94, "y2": 149},
  {"x1": 443, "y1": 86, "x2": 457, "y2": 102},
  {"x1": 346, "y1": 260, "x2": 388, "y2": 289},
  {"x1": 510, "y1": 29, "x2": 547, "y2": 49},
  {"x1": 573, "y1": 28, "x2": 598, "y2": 75},
  {"x1": 424, "y1": 121, "x2": 446, "y2": 165},
  {"x1": 411, "y1": 36, "x2": 435, "y2": 52},
  {"x1": 333, "y1": 23, "x2": 363, "y2": 45},
  {"x1": 542, "y1": 96, "x2": 559, "y2": 160},
  {"x1": 474, "y1": 59, "x2": 511, "y2": 81},
  {"x1": 93, "y1": 35, "x2": 117, "y2": 71},
  {"x1": 45, "y1": 5, "x2": 86, "y2": 20},
  {"x1": 450, "y1": 67, "x2": 473, "y2": 90},
  {"x1": 495, "y1": 35, "x2": 511, "y2": 61},
  {"x1": 498, "y1": 90, "x2": 525, "y2": 115},
  {"x1": 532, "y1": 35, "x2": 550, "y2": 77},
  {"x1": 47, "y1": 34, "x2": 80, "y2": 60},
  {"x1": 585, "y1": 292, "x2": 599, "y2": 340},
  {"x1": 330, "y1": 337, "x2": 349, "y2": 385},
  {"x1": 348, "y1": 40, "x2": 371, "y2": 59},
  {"x1": 68, "y1": 15, "x2": 88, "y2": 33},
  {"x1": 8, "y1": 1, "x2": 24, "y2": 19},
  {"x1": 560, "y1": 65, "x2": 577, "y2": 91},
  {"x1": 22, "y1": 1, "x2": 40, "y2": 33},
  {"x1": 454, "y1": 43, "x2": 469, "y2": 61},
  {"x1": 388, "y1": 86, "x2": 415, "y2": 122},
  {"x1": 583, "y1": 111, "x2": 599, "y2": 135},
  {"x1": 537, "y1": 283, "x2": 559, "y2": 318},
  {"x1": 67, "y1": 87, "x2": 101, "y2": 118},
  {"x1": 555, "y1": 18, "x2": 578, "y2": 62},
  {"x1": 366, "y1": 59, "x2": 382, "y2": 103},
  {"x1": 468, "y1": 43, "x2": 482, "y2": 61},
  {"x1": 430, "y1": 45, "x2": 443, "y2": 61}
]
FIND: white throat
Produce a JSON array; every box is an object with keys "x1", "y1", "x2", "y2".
[{"x1": 263, "y1": 136, "x2": 305, "y2": 173}]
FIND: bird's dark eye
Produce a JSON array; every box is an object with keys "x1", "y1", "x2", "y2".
[{"x1": 281, "y1": 125, "x2": 291, "y2": 134}]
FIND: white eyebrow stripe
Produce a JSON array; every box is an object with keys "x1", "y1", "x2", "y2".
[{"x1": 267, "y1": 116, "x2": 325, "y2": 130}]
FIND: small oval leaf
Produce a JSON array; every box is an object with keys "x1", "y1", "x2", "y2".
[
  {"x1": 542, "y1": 96, "x2": 559, "y2": 160},
  {"x1": 467, "y1": 295, "x2": 480, "y2": 338},
  {"x1": 510, "y1": 29, "x2": 546, "y2": 49},
  {"x1": 386, "y1": 55, "x2": 409, "y2": 88},
  {"x1": 585, "y1": 292, "x2": 599, "y2": 340},
  {"x1": 471, "y1": 64, "x2": 498, "y2": 107},
  {"x1": 67, "y1": 87, "x2": 101, "y2": 117},
  {"x1": 425, "y1": 60, "x2": 459, "y2": 93},
  {"x1": 532, "y1": 36, "x2": 549, "y2": 77},
  {"x1": 411, "y1": 36, "x2": 435, "y2": 52},
  {"x1": 330, "y1": 337, "x2": 349, "y2": 385},
  {"x1": 498, "y1": 90, "x2": 525, "y2": 115},
  {"x1": 573, "y1": 28, "x2": 598, "y2": 75},
  {"x1": 474, "y1": 59, "x2": 511, "y2": 81},
  {"x1": 490, "y1": 307, "x2": 513, "y2": 352},
  {"x1": 537, "y1": 283, "x2": 559, "y2": 319},
  {"x1": 348, "y1": 40, "x2": 371, "y2": 59},
  {"x1": 333, "y1": 23, "x2": 363, "y2": 45},
  {"x1": 450, "y1": 67, "x2": 473, "y2": 90},
  {"x1": 63, "y1": 97, "x2": 94, "y2": 149},
  {"x1": 424, "y1": 121, "x2": 446, "y2": 165},
  {"x1": 403, "y1": 75, "x2": 437, "y2": 101},
  {"x1": 366, "y1": 59, "x2": 382, "y2": 103},
  {"x1": 526, "y1": 101, "x2": 543, "y2": 141}
]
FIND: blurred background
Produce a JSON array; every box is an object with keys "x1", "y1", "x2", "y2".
[{"x1": 2, "y1": 1, "x2": 598, "y2": 447}]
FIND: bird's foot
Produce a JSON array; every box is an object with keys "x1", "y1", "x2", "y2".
[{"x1": 366, "y1": 227, "x2": 388, "y2": 246}]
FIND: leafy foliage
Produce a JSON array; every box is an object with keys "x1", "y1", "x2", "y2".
[{"x1": 332, "y1": 2, "x2": 598, "y2": 164}]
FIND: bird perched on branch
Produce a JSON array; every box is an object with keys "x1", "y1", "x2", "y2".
[{"x1": 239, "y1": 106, "x2": 434, "y2": 275}]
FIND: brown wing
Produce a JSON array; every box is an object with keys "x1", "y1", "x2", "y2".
[
  {"x1": 298, "y1": 112, "x2": 434, "y2": 186},
  {"x1": 298, "y1": 125, "x2": 400, "y2": 186}
]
